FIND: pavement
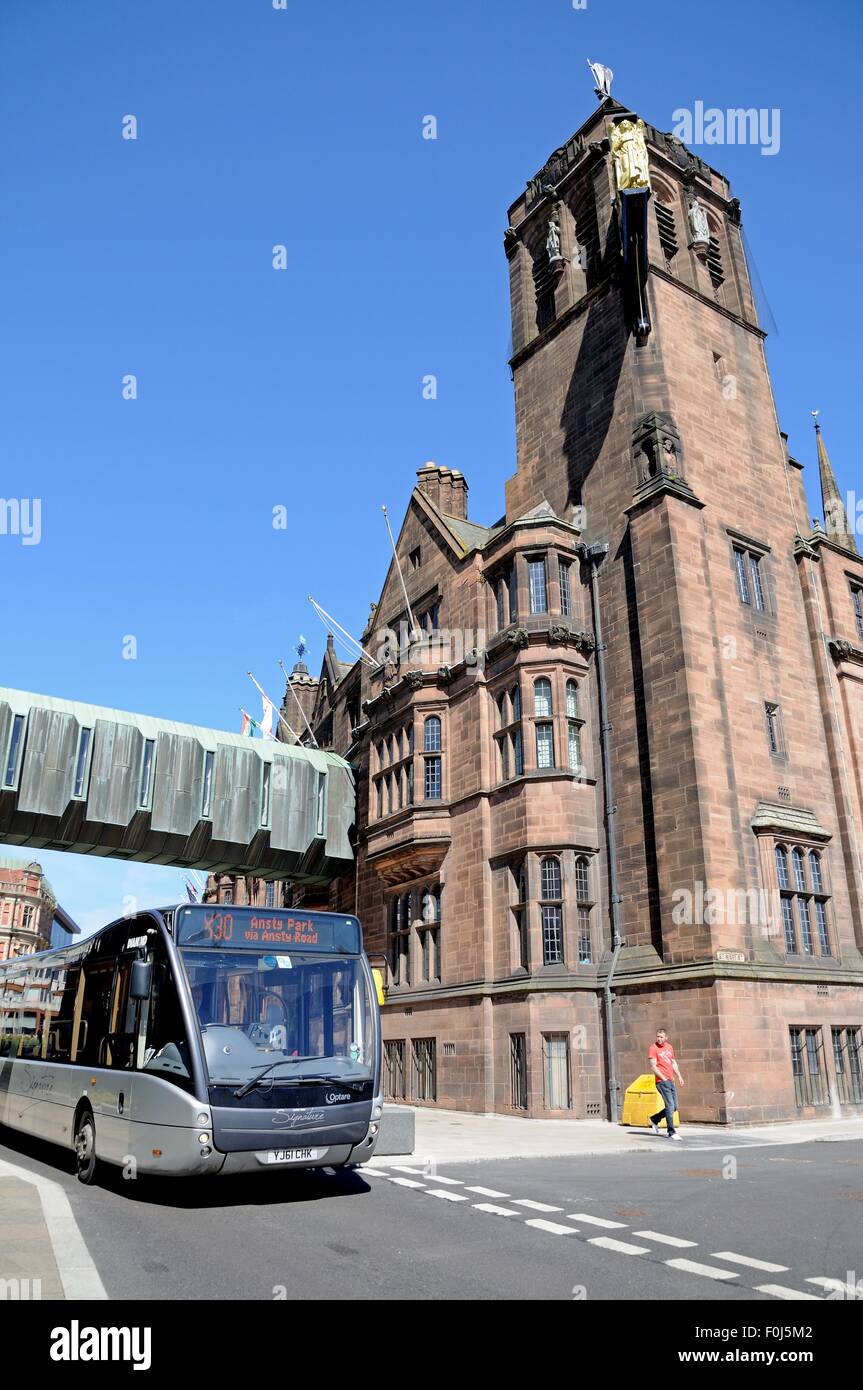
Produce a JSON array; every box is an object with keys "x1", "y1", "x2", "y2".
[
  {"x1": 372, "y1": 1106, "x2": 863, "y2": 1166},
  {"x1": 2, "y1": 1114, "x2": 863, "y2": 1301}
]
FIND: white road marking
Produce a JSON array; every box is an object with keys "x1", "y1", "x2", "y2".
[
  {"x1": 423, "y1": 1175, "x2": 463, "y2": 1186},
  {"x1": 666, "y1": 1258, "x2": 739, "y2": 1281},
  {"x1": 390, "y1": 1166, "x2": 424, "y2": 1174},
  {"x1": 756, "y1": 1284, "x2": 823, "y2": 1301},
  {"x1": 473, "y1": 1203, "x2": 521, "y2": 1217},
  {"x1": 426, "y1": 1188, "x2": 469, "y2": 1202},
  {"x1": 568, "y1": 1213, "x2": 628, "y2": 1228},
  {"x1": 466, "y1": 1186, "x2": 511, "y2": 1198},
  {"x1": 512, "y1": 1199, "x2": 564, "y2": 1212},
  {"x1": 634, "y1": 1231, "x2": 698, "y2": 1248},
  {"x1": 805, "y1": 1276, "x2": 863, "y2": 1298},
  {"x1": 0, "y1": 1157, "x2": 107, "y2": 1300},
  {"x1": 588, "y1": 1236, "x2": 650, "y2": 1256},
  {"x1": 388, "y1": 1176, "x2": 425, "y2": 1188},
  {"x1": 525, "y1": 1218, "x2": 576, "y2": 1235},
  {"x1": 712, "y1": 1251, "x2": 789, "y2": 1273}
]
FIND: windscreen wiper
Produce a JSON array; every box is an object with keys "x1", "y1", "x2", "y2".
[{"x1": 234, "y1": 1061, "x2": 366, "y2": 1098}]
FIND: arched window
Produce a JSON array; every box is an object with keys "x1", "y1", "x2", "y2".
[
  {"x1": 389, "y1": 893, "x2": 411, "y2": 986},
  {"x1": 424, "y1": 716, "x2": 442, "y2": 752},
  {"x1": 423, "y1": 716, "x2": 443, "y2": 800},
  {"x1": 420, "y1": 887, "x2": 441, "y2": 983},
  {"x1": 775, "y1": 846, "x2": 789, "y2": 889},
  {"x1": 534, "y1": 678, "x2": 553, "y2": 718},
  {"x1": 792, "y1": 848, "x2": 806, "y2": 892},
  {"x1": 809, "y1": 852, "x2": 823, "y2": 893},
  {"x1": 540, "y1": 857, "x2": 563, "y2": 965},
  {"x1": 565, "y1": 681, "x2": 579, "y2": 719},
  {"x1": 575, "y1": 855, "x2": 593, "y2": 964},
  {"x1": 512, "y1": 684, "x2": 522, "y2": 721},
  {"x1": 776, "y1": 844, "x2": 832, "y2": 958}
]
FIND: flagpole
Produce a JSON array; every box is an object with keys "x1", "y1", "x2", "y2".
[
  {"x1": 246, "y1": 671, "x2": 302, "y2": 744},
  {"x1": 278, "y1": 660, "x2": 319, "y2": 747},
  {"x1": 308, "y1": 596, "x2": 378, "y2": 667},
  {"x1": 382, "y1": 504, "x2": 418, "y2": 639}
]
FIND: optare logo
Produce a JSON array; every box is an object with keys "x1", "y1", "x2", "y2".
[{"x1": 325, "y1": 1091, "x2": 352, "y2": 1104}]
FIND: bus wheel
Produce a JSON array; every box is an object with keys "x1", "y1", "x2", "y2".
[{"x1": 74, "y1": 1110, "x2": 98, "y2": 1185}]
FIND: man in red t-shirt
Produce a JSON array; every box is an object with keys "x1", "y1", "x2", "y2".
[{"x1": 648, "y1": 1028, "x2": 685, "y2": 1140}]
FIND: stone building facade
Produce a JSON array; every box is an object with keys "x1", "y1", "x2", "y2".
[
  {"x1": 211, "y1": 94, "x2": 863, "y2": 1124},
  {"x1": 0, "y1": 857, "x2": 76, "y2": 959}
]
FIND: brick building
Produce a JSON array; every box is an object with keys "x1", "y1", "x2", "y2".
[{"x1": 210, "y1": 93, "x2": 863, "y2": 1124}]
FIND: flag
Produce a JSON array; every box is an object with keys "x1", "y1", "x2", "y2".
[
  {"x1": 240, "y1": 710, "x2": 257, "y2": 737},
  {"x1": 185, "y1": 878, "x2": 200, "y2": 903},
  {"x1": 260, "y1": 697, "x2": 275, "y2": 739}
]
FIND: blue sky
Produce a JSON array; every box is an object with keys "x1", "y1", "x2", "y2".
[{"x1": 1, "y1": 0, "x2": 860, "y2": 929}]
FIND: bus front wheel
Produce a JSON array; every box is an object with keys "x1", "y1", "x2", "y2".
[{"x1": 74, "y1": 1110, "x2": 98, "y2": 1185}]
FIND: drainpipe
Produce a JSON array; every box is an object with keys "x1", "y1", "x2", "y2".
[{"x1": 579, "y1": 542, "x2": 624, "y2": 1123}]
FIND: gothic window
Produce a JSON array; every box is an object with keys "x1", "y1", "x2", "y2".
[
  {"x1": 533, "y1": 678, "x2": 554, "y2": 769},
  {"x1": 776, "y1": 843, "x2": 832, "y2": 958},
  {"x1": 765, "y1": 702, "x2": 783, "y2": 756},
  {"x1": 419, "y1": 886, "x2": 441, "y2": 983},
  {"x1": 790, "y1": 1027, "x2": 828, "y2": 1107},
  {"x1": 534, "y1": 678, "x2": 553, "y2": 718},
  {"x1": 575, "y1": 855, "x2": 593, "y2": 965},
  {"x1": 566, "y1": 679, "x2": 583, "y2": 773},
  {"x1": 734, "y1": 545, "x2": 766, "y2": 610},
  {"x1": 558, "y1": 559, "x2": 572, "y2": 617},
  {"x1": 423, "y1": 716, "x2": 443, "y2": 800},
  {"x1": 495, "y1": 683, "x2": 524, "y2": 782},
  {"x1": 707, "y1": 235, "x2": 725, "y2": 290},
  {"x1": 494, "y1": 566, "x2": 516, "y2": 630},
  {"x1": 851, "y1": 583, "x2": 863, "y2": 644},
  {"x1": 832, "y1": 1028, "x2": 863, "y2": 1106},
  {"x1": 389, "y1": 894, "x2": 412, "y2": 987},
  {"x1": 543, "y1": 1034, "x2": 571, "y2": 1109},
  {"x1": 528, "y1": 557, "x2": 548, "y2": 614},
  {"x1": 511, "y1": 860, "x2": 529, "y2": 971},
  {"x1": 540, "y1": 857, "x2": 564, "y2": 965}
]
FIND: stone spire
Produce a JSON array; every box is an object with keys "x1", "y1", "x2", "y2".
[{"x1": 814, "y1": 414, "x2": 858, "y2": 554}]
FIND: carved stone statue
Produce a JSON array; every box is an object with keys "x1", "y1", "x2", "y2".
[
  {"x1": 546, "y1": 215, "x2": 561, "y2": 259},
  {"x1": 610, "y1": 119, "x2": 650, "y2": 191},
  {"x1": 688, "y1": 198, "x2": 710, "y2": 246}
]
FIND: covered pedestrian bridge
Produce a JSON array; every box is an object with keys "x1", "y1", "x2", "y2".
[{"x1": 0, "y1": 688, "x2": 355, "y2": 883}]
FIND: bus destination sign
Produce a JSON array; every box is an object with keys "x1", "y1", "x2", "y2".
[{"x1": 176, "y1": 906, "x2": 362, "y2": 955}]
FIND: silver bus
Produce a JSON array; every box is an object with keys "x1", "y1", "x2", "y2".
[{"x1": 0, "y1": 904, "x2": 382, "y2": 1182}]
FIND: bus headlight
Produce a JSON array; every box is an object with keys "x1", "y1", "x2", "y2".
[
  {"x1": 197, "y1": 1113, "x2": 209, "y2": 1126},
  {"x1": 372, "y1": 1104, "x2": 382, "y2": 1119},
  {"x1": 197, "y1": 1132, "x2": 211, "y2": 1145},
  {"x1": 369, "y1": 1124, "x2": 378, "y2": 1136},
  {"x1": 200, "y1": 1146, "x2": 212, "y2": 1157}
]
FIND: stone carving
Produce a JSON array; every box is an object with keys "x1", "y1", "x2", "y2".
[
  {"x1": 437, "y1": 665, "x2": 453, "y2": 683},
  {"x1": 546, "y1": 215, "x2": 561, "y2": 259},
  {"x1": 403, "y1": 670, "x2": 425, "y2": 690},
  {"x1": 687, "y1": 198, "x2": 710, "y2": 246},
  {"x1": 610, "y1": 119, "x2": 650, "y2": 192},
  {"x1": 572, "y1": 629, "x2": 597, "y2": 654},
  {"x1": 828, "y1": 638, "x2": 863, "y2": 664},
  {"x1": 632, "y1": 412, "x2": 685, "y2": 485},
  {"x1": 503, "y1": 226, "x2": 519, "y2": 256},
  {"x1": 503, "y1": 626, "x2": 529, "y2": 650},
  {"x1": 727, "y1": 197, "x2": 742, "y2": 225},
  {"x1": 549, "y1": 624, "x2": 570, "y2": 644}
]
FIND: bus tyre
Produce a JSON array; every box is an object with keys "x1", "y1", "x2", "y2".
[{"x1": 74, "y1": 1110, "x2": 98, "y2": 1185}]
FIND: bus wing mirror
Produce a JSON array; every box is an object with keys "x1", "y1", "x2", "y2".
[{"x1": 130, "y1": 960, "x2": 153, "y2": 1000}]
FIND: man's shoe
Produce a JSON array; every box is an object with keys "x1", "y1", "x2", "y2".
[
  {"x1": 649, "y1": 1120, "x2": 661, "y2": 1135},
  {"x1": 668, "y1": 1132, "x2": 682, "y2": 1141}
]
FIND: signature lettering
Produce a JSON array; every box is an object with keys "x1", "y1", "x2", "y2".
[{"x1": 271, "y1": 1109, "x2": 326, "y2": 1129}]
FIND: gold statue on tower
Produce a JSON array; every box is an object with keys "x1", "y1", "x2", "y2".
[{"x1": 610, "y1": 119, "x2": 651, "y2": 191}]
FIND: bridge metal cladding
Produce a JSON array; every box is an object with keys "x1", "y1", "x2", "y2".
[{"x1": 0, "y1": 688, "x2": 355, "y2": 882}]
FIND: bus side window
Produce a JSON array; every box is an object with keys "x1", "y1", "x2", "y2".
[
  {"x1": 143, "y1": 960, "x2": 193, "y2": 1092},
  {"x1": 77, "y1": 961, "x2": 115, "y2": 1067},
  {"x1": 47, "y1": 965, "x2": 80, "y2": 1062}
]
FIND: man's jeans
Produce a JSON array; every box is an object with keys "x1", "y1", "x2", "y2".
[{"x1": 651, "y1": 1079, "x2": 678, "y2": 1135}]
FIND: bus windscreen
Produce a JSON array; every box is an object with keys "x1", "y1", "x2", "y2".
[{"x1": 175, "y1": 906, "x2": 362, "y2": 954}]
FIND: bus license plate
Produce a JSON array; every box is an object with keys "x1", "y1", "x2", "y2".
[{"x1": 259, "y1": 1148, "x2": 326, "y2": 1165}]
